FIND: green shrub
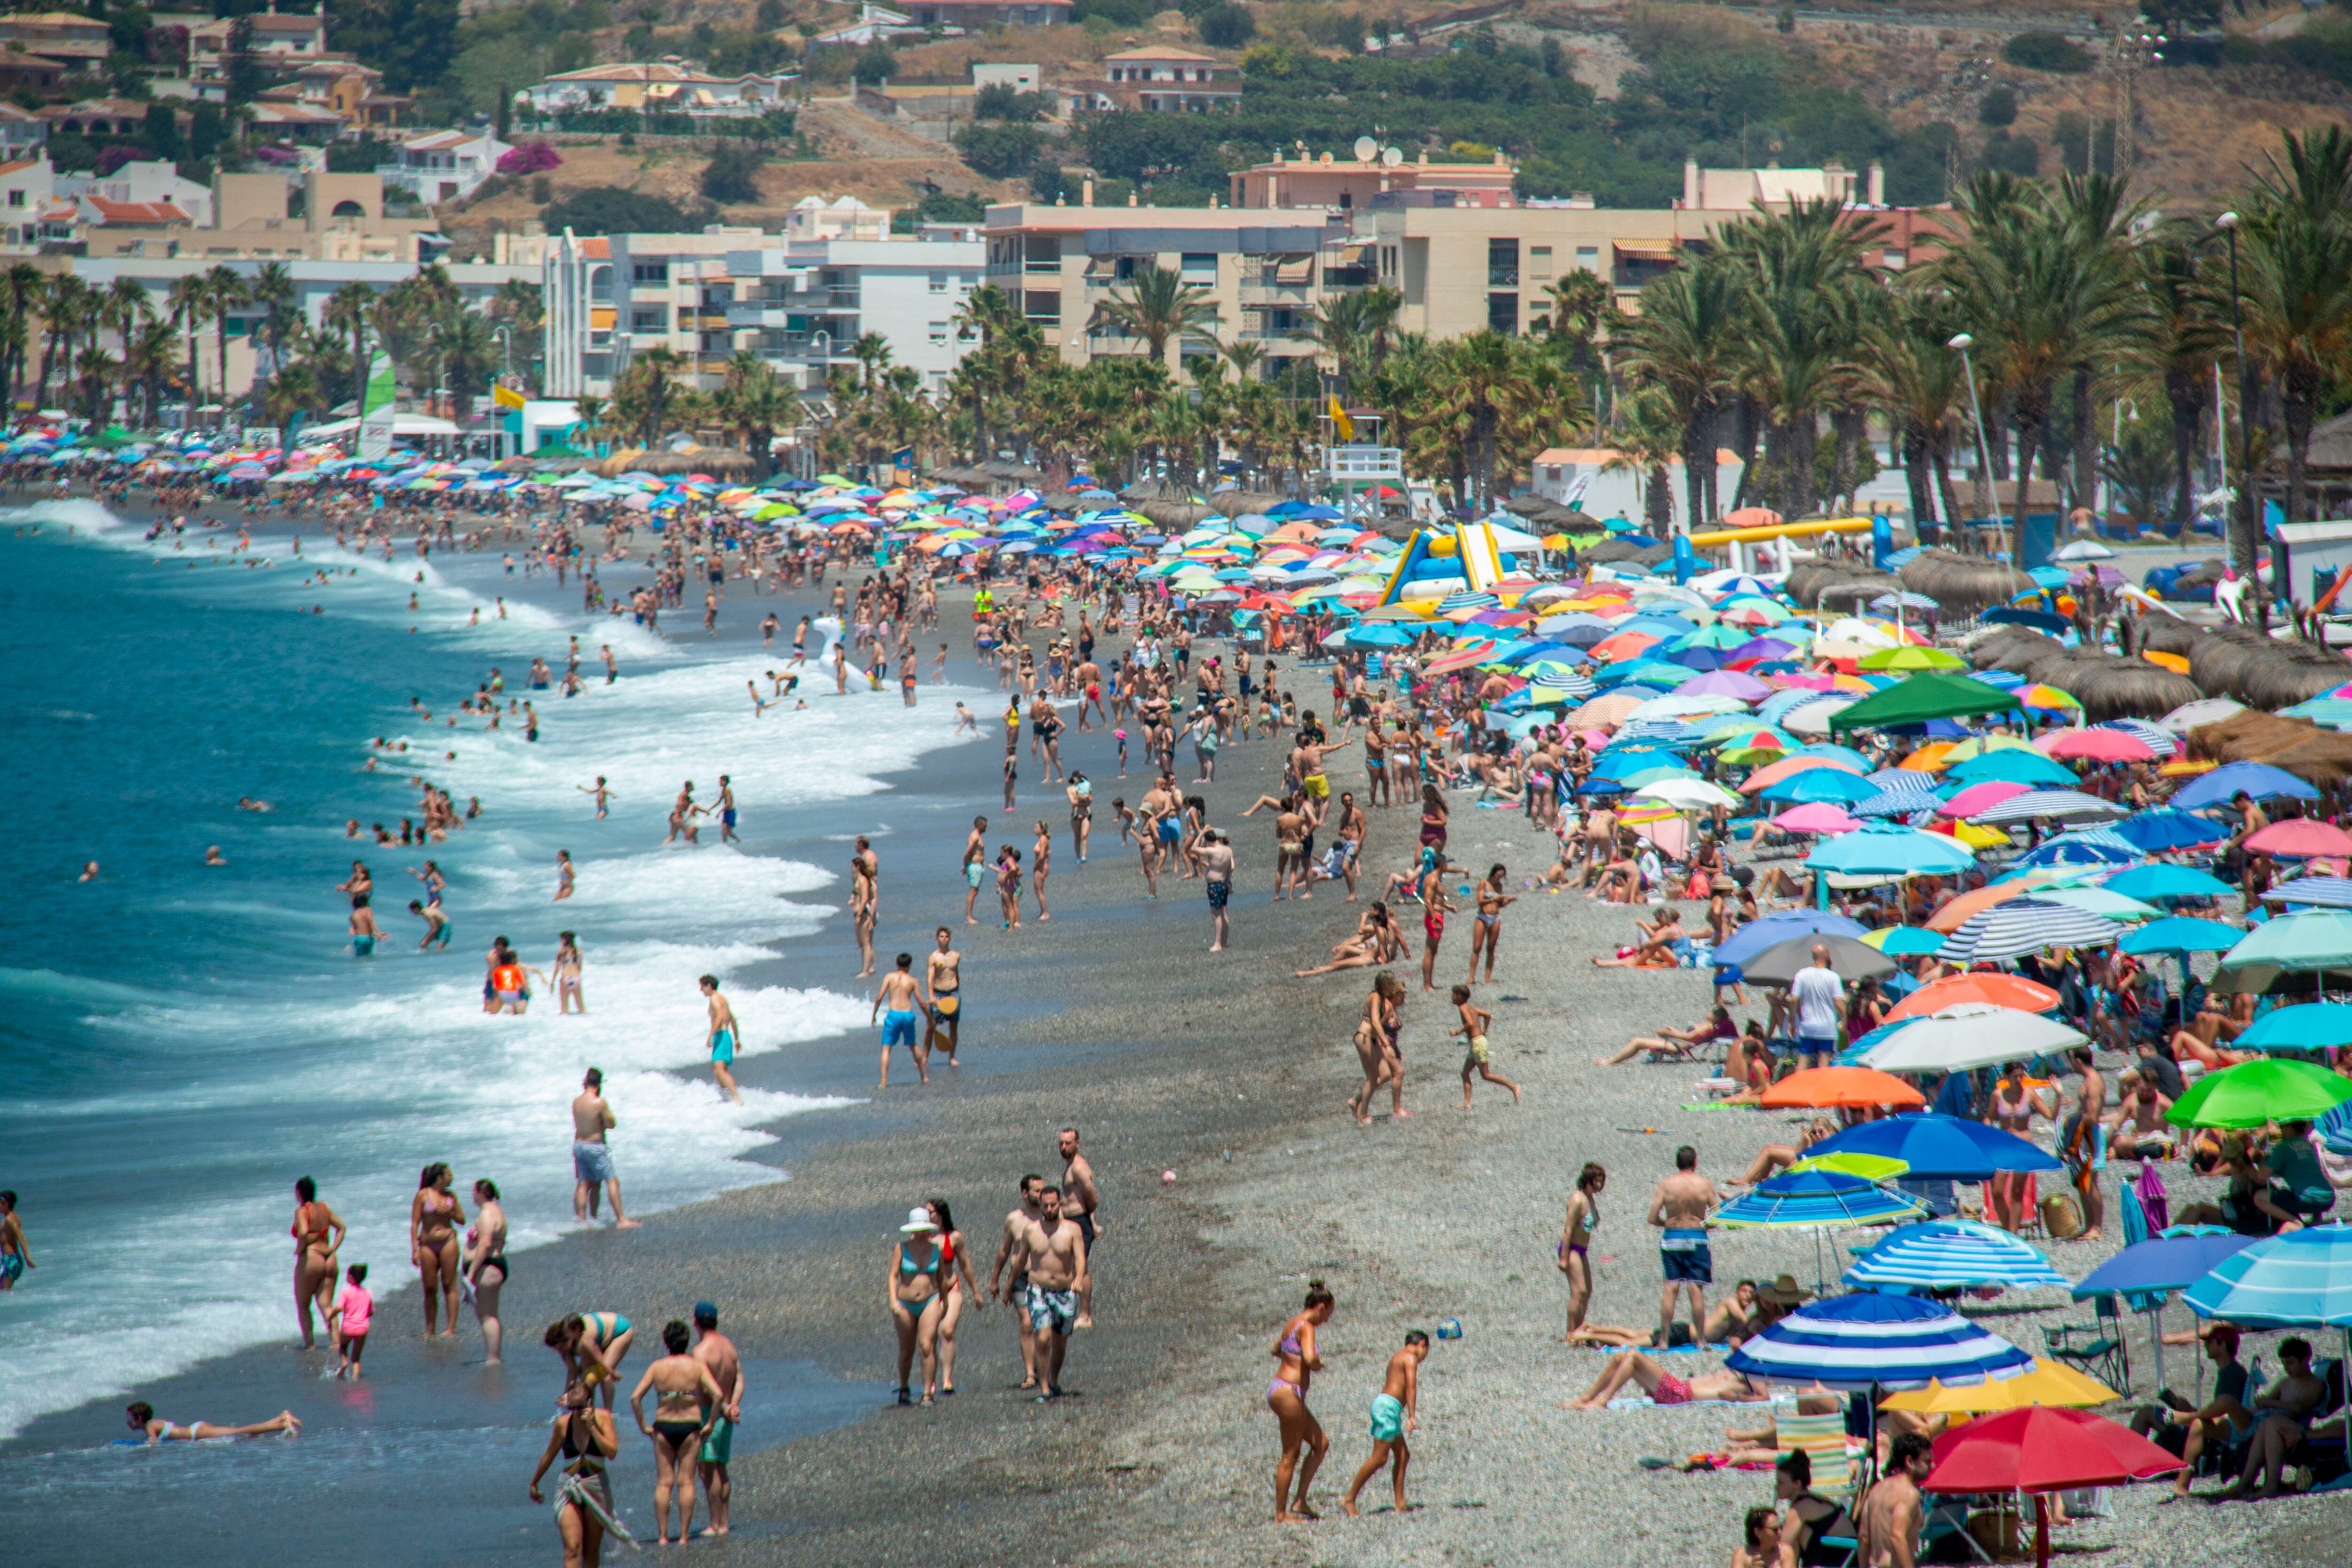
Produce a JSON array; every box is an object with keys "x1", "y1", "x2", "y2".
[{"x1": 2002, "y1": 31, "x2": 2091, "y2": 74}]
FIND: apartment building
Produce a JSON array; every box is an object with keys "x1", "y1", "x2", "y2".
[
  {"x1": 981, "y1": 197, "x2": 1343, "y2": 374},
  {"x1": 542, "y1": 218, "x2": 984, "y2": 399},
  {"x1": 71, "y1": 170, "x2": 443, "y2": 262},
  {"x1": 1097, "y1": 47, "x2": 1239, "y2": 111}
]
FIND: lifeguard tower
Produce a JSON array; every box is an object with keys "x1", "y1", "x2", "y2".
[{"x1": 1321, "y1": 404, "x2": 1403, "y2": 529}]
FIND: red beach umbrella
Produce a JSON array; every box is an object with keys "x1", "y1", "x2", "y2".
[
  {"x1": 1923, "y1": 1407, "x2": 2183, "y2": 1568},
  {"x1": 2246, "y1": 819, "x2": 2352, "y2": 858}
]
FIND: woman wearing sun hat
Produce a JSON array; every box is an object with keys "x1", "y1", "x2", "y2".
[{"x1": 888, "y1": 1206, "x2": 948, "y2": 1406}]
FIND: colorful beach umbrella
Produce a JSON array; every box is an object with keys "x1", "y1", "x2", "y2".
[
  {"x1": 1845, "y1": 1219, "x2": 2069, "y2": 1292},
  {"x1": 2166, "y1": 1058, "x2": 2352, "y2": 1128},
  {"x1": 1726, "y1": 1291, "x2": 2034, "y2": 1391},
  {"x1": 1712, "y1": 1170, "x2": 1926, "y2": 1229},
  {"x1": 2185, "y1": 1223, "x2": 2352, "y2": 1328}
]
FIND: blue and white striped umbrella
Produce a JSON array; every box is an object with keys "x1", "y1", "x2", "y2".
[
  {"x1": 2008, "y1": 828, "x2": 2144, "y2": 870},
  {"x1": 1970, "y1": 788, "x2": 2130, "y2": 825},
  {"x1": 1726, "y1": 1291, "x2": 2036, "y2": 1391},
  {"x1": 1530, "y1": 670, "x2": 1597, "y2": 699},
  {"x1": 1713, "y1": 1171, "x2": 1924, "y2": 1229},
  {"x1": 2265, "y1": 876, "x2": 2352, "y2": 910},
  {"x1": 1855, "y1": 779, "x2": 1946, "y2": 818},
  {"x1": 1938, "y1": 898, "x2": 2122, "y2": 964},
  {"x1": 2101, "y1": 719, "x2": 2176, "y2": 755},
  {"x1": 1438, "y1": 591, "x2": 1499, "y2": 611},
  {"x1": 2185, "y1": 1223, "x2": 2352, "y2": 1328},
  {"x1": 1844, "y1": 1219, "x2": 2070, "y2": 1292}
]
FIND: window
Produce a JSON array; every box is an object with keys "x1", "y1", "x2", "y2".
[
  {"x1": 928, "y1": 320, "x2": 948, "y2": 344},
  {"x1": 1180, "y1": 252, "x2": 1216, "y2": 279},
  {"x1": 1486, "y1": 292, "x2": 1517, "y2": 333},
  {"x1": 1575, "y1": 245, "x2": 1598, "y2": 270},
  {"x1": 928, "y1": 271, "x2": 947, "y2": 293},
  {"x1": 1529, "y1": 245, "x2": 1551, "y2": 270},
  {"x1": 631, "y1": 306, "x2": 669, "y2": 332},
  {"x1": 1487, "y1": 238, "x2": 1519, "y2": 287},
  {"x1": 588, "y1": 265, "x2": 612, "y2": 302},
  {"x1": 632, "y1": 261, "x2": 668, "y2": 285},
  {"x1": 5, "y1": 190, "x2": 19, "y2": 208}
]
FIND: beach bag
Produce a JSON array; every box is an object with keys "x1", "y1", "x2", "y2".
[{"x1": 2041, "y1": 1192, "x2": 2084, "y2": 1239}]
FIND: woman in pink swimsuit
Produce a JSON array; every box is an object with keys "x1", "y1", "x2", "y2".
[{"x1": 1267, "y1": 1280, "x2": 1335, "y2": 1522}]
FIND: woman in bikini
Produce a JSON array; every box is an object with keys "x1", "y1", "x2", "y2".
[
  {"x1": 128, "y1": 1402, "x2": 301, "y2": 1443},
  {"x1": 1985, "y1": 1064, "x2": 2052, "y2": 1230},
  {"x1": 290, "y1": 1175, "x2": 345, "y2": 1349},
  {"x1": 889, "y1": 1206, "x2": 948, "y2": 1405},
  {"x1": 530, "y1": 1377, "x2": 629, "y2": 1566},
  {"x1": 1347, "y1": 972, "x2": 1408, "y2": 1124},
  {"x1": 1268, "y1": 1280, "x2": 1335, "y2": 1522},
  {"x1": 555, "y1": 930, "x2": 586, "y2": 1014},
  {"x1": 1032, "y1": 821, "x2": 1053, "y2": 921},
  {"x1": 1417, "y1": 783, "x2": 1449, "y2": 857},
  {"x1": 1466, "y1": 863, "x2": 1515, "y2": 985},
  {"x1": 547, "y1": 1311, "x2": 636, "y2": 1408},
  {"x1": 411, "y1": 1162, "x2": 466, "y2": 1337},
  {"x1": 1559, "y1": 1162, "x2": 1606, "y2": 1341},
  {"x1": 465, "y1": 1177, "x2": 509, "y2": 1362},
  {"x1": 996, "y1": 845, "x2": 1023, "y2": 929},
  {"x1": 927, "y1": 1196, "x2": 984, "y2": 1396},
  {"x1": 1730, "y1": 1118, "x2": 1838, "y2": 1185},
  {"x1": 628, "y1": 1320, "x2": 726, "y2": 1544}
]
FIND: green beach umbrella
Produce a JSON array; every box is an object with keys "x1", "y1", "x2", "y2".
[
  {"x1": 2165, "y1": 1058, "x2": 2352, "y2": 1129},
  {"x1": 1789, "y1": 1151, "x2": 1910, "y2": 1182},
  {"x1": 2215, "y1": 908, "x2": 2352, "y2": 994},
  {"x1": 1826, "y1": 670, "x2": 2021, "y2": 733},
  {"x1": 1859, "y1": 645, "x2": 1969, "y2": 672}
]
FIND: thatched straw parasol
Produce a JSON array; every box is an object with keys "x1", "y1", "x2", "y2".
[
  {"x1": 1898, "y1": 549, "x2": 2029, "y2": 615},
  {"x1": 1785, "y1": 559, "x2": 1901, "y2": 613},
  {"x1": 596, "y1": 447, "x2": 758, "y2": 478}
]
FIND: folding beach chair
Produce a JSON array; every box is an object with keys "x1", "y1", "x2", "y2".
[
  {"x1": 1778, "y1": 1401, "x2": 1863, "y2": 1567},
  {"x1": 2042, "y1": 1294, "x2": 2130, "y2": 1395}
]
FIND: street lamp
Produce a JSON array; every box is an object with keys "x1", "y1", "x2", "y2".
[
  {"x1": 1948, "y1": 332, "x2": 2008, "y2": 565},
  {"x1": 2214, "y1": 210, "x2": 2260, "y2": 616}
]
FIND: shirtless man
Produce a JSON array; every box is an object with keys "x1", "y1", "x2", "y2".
[
  {"x1": 1066, "y1": 771, "x2": 1094, "y2": 863},
  {"x1": 989, "y1": 1175, "x2": 1049, "y2": 1390},
  {"x1": 700, "y1": 975, "x2": 742, "y2": 1104},
  {"x1": 666, "y1": 781, "x2": 702, "y2": 845},
  {"x1": 923, "y1": 926, "x2": 964, "y2": 1066},
  {"x1": 2061, "y1": 1046, "x2": 2108, "y2": 1241},
  {"x1": 850, "y1": 851, "x2": 878, "y2": 979},
  {"x1": 1856, "y1": 1432, "x2": 1933, "y2": 1566},
  {"x1": 1018, "y1": 1186, "x2": 1089, "y2": 1399},
  {"x1": 961, "y1": 814, "x2": 990, "y2": 923},
  {"x1": 0, "y1": 1190, "x2": 33, "y2": 1290},
  {"x1": 1058, "y1": 1127, "x2": 1100, "y2": 1329},
  {"x1": 690, "y1": 1303, "x2": 744, "y2": 1538},
  {"x1": 1341, "y1": 1330, "x2": 1431, "y2": 1518},
  {"x1": 1330, "y1": 792, "x2": 1367, "y2": 900},
  {"x1": 1193, "y1": 827, "x2": 1238, "y2": 951},
  {"x1": 872, "y1": 953, "x2": 927, "y2": 1088},
  {"x1": 572, "y1": 1068, "x2": 639, "y2": 1228},
  {"x1": 715, "y1": 776, "x2": 739, "y2": 845},
  {"x1": 1291, "y1": 732, "x2": 1356, "y2": 828},
  {"x1": 1649, "y1": 1146, "x2": 1719, "y2": 1347},
  {"x1": 1139, "y1": 773, "x2": 1183, "y2": 886}
]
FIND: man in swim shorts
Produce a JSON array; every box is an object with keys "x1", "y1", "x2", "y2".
[
  {"x1": 691, "y1": 1302, "x2": 743, "y2": 1536},
  {"x1": 1018, "y1": 1186, "x2": 1088, "y2": 1399},
  {"x1": 715, "y1": 775, "x2": 739, "y2": 844},
  {"x1": 923, "y1": 926, "x2": 964, "y2": 1065},
  {"x1": 1199, "y1": 828, "x2": 1235, "y2": 952},
  {"x1": 700, "y1": 974, "x2": 741, "y2": 1104},
  {"x1": 1649, "y1": 1145, "x2": 1718, "y2": 1348},
  {"x1": 572, "y1": 1068, "x2": 639, "y2": 1228},
  {"x1": 0, "y1": 1190, "x2": 32, "y2": 1289},
  {"x1": 872, "y1": 952, "x2": 928, "y2": 1088}
]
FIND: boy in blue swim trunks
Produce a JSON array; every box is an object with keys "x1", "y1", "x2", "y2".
[
  {"x1": 700, "y1": 974, "x2": 742, "y2": 1104},
  {"x1": 871, "y1": 952, "x2": 928, "y2": 1088},
  {"x1": 1342, "y1": 1330, "x2": 1430, "y2": 1517}
]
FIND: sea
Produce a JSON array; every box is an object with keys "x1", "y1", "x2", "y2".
[{"x1": 0, "y1": 500, "x2": 990, "y2": 1558}]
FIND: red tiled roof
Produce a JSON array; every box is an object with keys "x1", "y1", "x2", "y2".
[{"x1": 84, "y1": 197, "x2": 188, "y2": 224}]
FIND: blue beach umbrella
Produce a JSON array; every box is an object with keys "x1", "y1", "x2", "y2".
[
  {"x1": 2172, "y1": 762, "x2": 2322, "y2": 812},
  {"x1": 1709, "y1": 910, "x2": 1869, "y2": 973},
  {"x1": 2006, "y1": 829, "x2": 2143, "y2": 871},
  {"x1": 2231, "y1": 1003, "x2": 2352, "y2": 1053},
  {"x1": 1854, "y1": 779, "x2": 1946, "y2": 819},
  {"x1": 2076, "y1": 1232, "x2": 2256, "y2": 1302},
  {"x1": 1806, "y1": 1113, "x2": 2063, "y2": 1180},
  {"x1": 2120, "y1": 917, "x2": 2248, "y2": 957},
  {"x1": 2103, "y1": 864, "x2": 2234, "y2": 903},
  {"x1": 2265, "y1": 877, "x2": 2352, "y2": 910},
  {"x1": 1713, "y1": 1171, "x2": 1926, "y2": 1229},
  {"x1": 1946, "y1": 750, "x2": 2081, "y2": 788},
  {"x1": 1867, "y1": 926, "x2": 1950, "y2": 956},
  {"x1": 1844, "y1": 1219, "x2": 2070, "y2": 1292},
  {"x1": 1806, "y1": 826, "x2": 1976, "y2": 877},
  {"x1": 1761, "y1": 769, "x2": 1882, "y2": 805},
  {"x1": 2186, "y1": 1225, "x2": 2352, "y2": 1343},
  {"x1": 1725, "y1": 1291, "x2": 2035, "y2": 1391}
]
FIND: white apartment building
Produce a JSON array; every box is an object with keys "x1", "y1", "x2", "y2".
[{"x1": 542, "y1": 223, "x2": 984, "y2": 399}]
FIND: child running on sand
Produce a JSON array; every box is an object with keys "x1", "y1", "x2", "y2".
[
  {"x1": 1342, "y1": 1331, "x2": 1430, "y2": 1517},
  {"x1": 1451, "y1": 986, "x2": 1520, "y2": 1109}
]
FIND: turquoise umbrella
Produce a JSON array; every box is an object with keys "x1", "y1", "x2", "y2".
[
  {"x1": 2233, "y1": 1003, "x2": 2352, "y2": 1053},
  {"x1": 2216, "y1": 908, "x2": 2352, "y2": 994}
]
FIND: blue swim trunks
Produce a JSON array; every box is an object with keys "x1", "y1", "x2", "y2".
[
  {"x1": 710, "y1": 1028, "x2": 736, "y2": 1064},
  {"x1": 1369, "y1": 1393, "x2": 1406, "y2": 1442},
  {"x1": 352, "y1": 935, "x2": 374, "y2": 956},
  {"x1": 1661, "y1": 1228, "x2": 1713, "y2": 1284},
  {"x1": 882, "y1": 1009, "x2": 917, "y2": 1048}
]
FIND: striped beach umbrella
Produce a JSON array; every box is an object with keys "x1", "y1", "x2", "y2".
[
  {"x1": 2185, "y1": 1224, "x2": 2352, "y2": 1328},
  {"x1": 1970, "y1": 789, "x2": 2130, "y2": 825},
  {"x1": 1712, "y1": 1170, "x2": 1924, "y2": 1229},
  {"x1": 1844, "y1": 1220, "x2": 2070, "y2": 1292},
  {"x1": 1854, "y1": 778, "x2": 1946, "y2": 818},
  {"x1": 1938, "y1": 898, "x2": 2121, "y2": 964},
  {"x1": 2265, "y1": 876, "x2": 2352, "y2": 910},
  {"x1": 2008, "y1": 828, "x2": 2143, "y2": 870},
  {"x1": 1438, "y1": 590, "x2": 1500, "y2": 611},
  {"x1": 1726, "y1": 1291, "x2": 2036, "y2": 1391},
  {"x1": 1527, "y1": 670, "x2": 1597, "y2": 700}
]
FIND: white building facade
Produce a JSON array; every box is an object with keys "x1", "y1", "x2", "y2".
[{"x1": 541, "y1": 224, "x2": 984, "y2": 400}]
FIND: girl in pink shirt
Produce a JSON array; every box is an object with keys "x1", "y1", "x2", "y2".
[{"x1": 333, "y1": 1263, "x2": 373, "y2": 1379}]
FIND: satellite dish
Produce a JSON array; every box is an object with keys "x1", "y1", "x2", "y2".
[
  {"x1": 1353, "y1": 135, "x2": 1377, "y2": 162},
  {"x1": 1381, "y1": 146, "x2": 1403, "y2": 168}
]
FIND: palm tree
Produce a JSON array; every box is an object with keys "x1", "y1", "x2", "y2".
[
  {"x1": 1424, "y1": 329, "x2": 1573, "y2": 511},
  {"x1": 263, "y1": 360, "x2": 321, "y2": 451},
  {"x1": 36, "y1": 273, "x2": 91, "y2": 412},
  {"x1": 123, "y1": 315, "x2": 181, "y2": 428},
  {"x1": 2127, "y1": 226, "x2": 2229, "y2": 539},
  {"x1": 716, "y1": 352, "x2": 795, "y2": 476},
  {"x1": 323, "y1": 281, "x2": 376, "y2": 407},
  {"x1": 1862, "y1": 287, "x2": 1971, "y2": 533},
  {"x1": 165, "y1": 274, "x2": 206, "y2": 417},
  {"x1": 434, "y1": 309, "x2": 497, "y2": 418},
  {"x1": 1620, "y1": 257, "x2": 1739, "y2": 525},
  {"x1": 1303, "y1": 284, "x2": 1402, "y2": 398},
  {"x1": 0, "y1": 262, "x2": 40, "y2": 406},
  {"x1": 200, "y1": 266, "x2": 249, "y2": 418},
  {"x1": 246, "y1": 262, "x2": 297, "y2": 378},
  {"x1": 1094, "y1": 266, "x2": 1220, "y2": 371},
  {"x1": 1604, "y1": 390, "x2": 1686, "y2": 534},
  {"x1": 2240, "y1": 128, "x2": 2352, "y2": 528}
]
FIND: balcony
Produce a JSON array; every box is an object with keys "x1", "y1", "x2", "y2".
[
  {"x1": 1240, "y1": 278, "x2": 1313, "y2": 302},
  {"x1": 1327, "y1": 444, "x2": 1403, "y2": 480},
  {"x1": 1488, "y1": 266, "x2": 1519, "y2": 287}
]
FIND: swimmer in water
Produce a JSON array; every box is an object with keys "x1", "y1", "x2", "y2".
[
  {"x1": 578, "y1": 777, "x2": 612, "y2": 819},
  {"x1": 555, "y1": 850, "x2": 576, "y2": 901},
  {"x1": 350, "y1": 894, "x2": 383, "y2": 955},
  {"x1": 409, "y1": 899, "x2": 453, "y2": 948},
  {"x1": 127, "y1": 1402, "x2": 301, "y2": 1443},
  {"x1": 78, "y1": 861, "x2": 98, "y2": 881},
  {"x1": 237, "y1": 796, "x2": 274, "y2": 812},
  {"x1": 701, "y1": 975, "x2": 742, "y2": 1103},
  {"x1": 204, "y1": 845, "x2": 226, "y2": 866}
]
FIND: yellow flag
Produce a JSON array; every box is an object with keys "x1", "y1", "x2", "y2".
[
  {"x1": 492, "y1": 383, "x2": 527, "y2": 410},
  {"x1": 1327, "y1": 396, "x2": 1354, "y2": 441}
]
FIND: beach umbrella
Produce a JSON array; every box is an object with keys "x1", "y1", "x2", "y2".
[
  {"x1": 1783, "y1": 698, "x2": 1856, "y2": 735},
  {"x1": 1853, "y1": 777, "x2": 1945, "y2": 819},
  {"x1": 2167, "y1": 1058, "x2": 2352, "y2": 1128},
  {"x1": 2119, "y1": 917, "x2": 2247, "y2": 958},
  {"x1": 2029, "y1": 886, "x2": 2163, "y2": 923},
  {"x1": 1969, "y1": 788, "x2": 2129, "y2": 825},
  {"x1": 1859, "y1": 645, "x2": 1969, "y2": 672},
  {"x1": 1936, "y1": 780, "x2": 2033, "y2": 819},
  {"x1": 1804, "y1": 826, "x2": 1976, "y2": 877},
  {"x1": 2111, "y1": 809, "x2": 2224, "y2": 853},
  {"x1": 1884, "y1": 972, "x2": 2060, "y2": 1022},
  {"x1": 2265, "y1": 876, "x2": 2352, "y2": 909},
  {"x1": 1924, "y1": 1407, "x2": 2182, "y2": 1568},
  {"x1": 1880, "y1": 1361, "x2": 2118, "y2": 1414},
  {"x1": 1631, "y1": 778, "x2": 1741, "y2": 811},
  {"x1": 2171, "y1": 761, "x2": 2322, "y2": 811},
  {"x1": 1735, "y1": 933, "x2": 1899, "y2": 988},
  {"x1": 2232, "y1": 1002, "x2": 2352, "y2": 1052},
  {"x1": 2185, "y1": 1224, "x2": 2352, "y2": 1328},
  {"x1": 2041, "y1": 727, "x2": 2157, "y2": 762},
  {"x1": 1741, "y1": 752, "x2": 1868, "y2": 794},
  {"x1": 2102, "y1": 864, "x2": 2234, "y2": 904},
  {"x1": 1709, "y1": 910, "x2": 1870, "y2": 973},
  {"x1": 1845, "y1": 1219, "x2": 2070, "y2": 1292},
  {"x1": 1945, "y1": 749, "x2": 2081, "y2": 788},
  {"x1": 1761, "y1": 768, "x2": 1883, "y2": 805},
  {"x1": 1937, "y1": 899, "x2": 2120, "y2": 964},
  {"x1": 1714, "y1": 1170, "x2": 1924, "y2": 1230},
  {"x1": 1805, "y1": 1111, "x2": 2063, "y2": 1181},
  {"x1": 2075, "y1": 1229, "x2": 2261, "y2": 1390},
  {"x1": 2247, "y1": 819, "x2": 2352, "y2": 859},
  {"x1": 1858, "y1": 1003, "x2": 2088, "y2": 1075},
  {"x1": 2214, "y1": 908, "x2": 2352, "y2": 993},
  {"x1": 2007, "y1": 828, "x2": 2145, "y2": 871},
  {"x1": 1727, "y1": 1290, "x2": 2034, "y2": 1392},
  {"x1": 1773, "y1": 802, "x2": 1865, "y2": 835},
  {"x1": 1825, "y1": 670, "x2": 2022, "y2": 733},
  {"x1": 1862, "y1": 925, "x2": 1947, "y2": 956},
  {"x1": 1763, "y1": 1066, "x2": 1927, "y2": 1110}
]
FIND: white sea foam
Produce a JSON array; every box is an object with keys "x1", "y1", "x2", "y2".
[{"x1": 0, "y1": 499, "x2": 981, "y2": 1441}]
